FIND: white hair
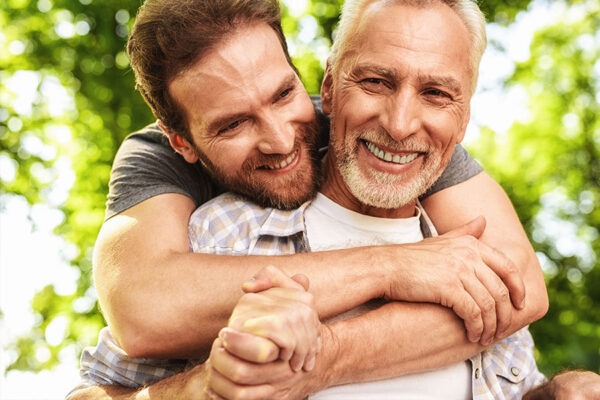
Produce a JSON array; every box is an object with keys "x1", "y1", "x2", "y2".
[{"x1": 329, "y1": 0, "x2": 487, "y2": 91}]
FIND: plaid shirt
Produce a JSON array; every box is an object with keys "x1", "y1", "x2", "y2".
[{"x1": 72, "y1": 192, "x2": 546, "y2": 399}]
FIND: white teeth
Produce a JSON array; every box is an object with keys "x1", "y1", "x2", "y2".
[
  {"x1": 366, "y1": 142, "x2": 418, "y2": 165},
  {"x1": 265, "y1": 150, "x2": 297, "y2": 170}
]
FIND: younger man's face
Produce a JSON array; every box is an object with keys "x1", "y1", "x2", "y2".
[{"x1": 169, "y1": 23, "x2": 321, "y2": 210}]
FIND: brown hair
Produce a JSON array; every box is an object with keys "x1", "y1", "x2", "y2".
[{"x1": 127, "y1": 0, "x2": 292, "y2": 141}]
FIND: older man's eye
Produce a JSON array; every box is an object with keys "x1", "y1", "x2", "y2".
[
  {"x1": 425, "y1": 88, "x2": 451, "y2": 98},
  {"x1": 359, "y1": 78, "x2": 391, "y2": 93}
]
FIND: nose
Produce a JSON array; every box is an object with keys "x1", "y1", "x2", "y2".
[
  {"x1": 383, "y1": 91, "x2": 422, "y2": 141},
  {"x1": 257, "y1": 113, "x2": 296, "y2": 155}
]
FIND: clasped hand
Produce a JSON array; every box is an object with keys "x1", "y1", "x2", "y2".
[{"x1": 204, "y1": 266, "x2": 321, "y2": 400}]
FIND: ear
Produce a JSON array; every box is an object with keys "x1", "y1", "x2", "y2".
[
  {"x1": 320, "y1": 60, "x2": 334, "y2": 116},
  {"x1": 456, "y1": 107, "x2": 471, "y2": 144},
  {"x1": 158, "y1": 120, "x2": 199, "y2": 164}
]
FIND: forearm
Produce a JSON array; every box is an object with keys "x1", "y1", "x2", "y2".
[
  {"x1": 95, "y1": 205, "x2": 386, "y2": 358},
  {"x1": 313, "y1": 301, "x2": 483, "y2": 390},
  {"x1": 67, "y1": 365, "x2": 208, "y2": 400}
]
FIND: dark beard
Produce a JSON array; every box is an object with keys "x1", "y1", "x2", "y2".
[{"x1": 194, "y1": 120, "x2": 323, "y2": 210}]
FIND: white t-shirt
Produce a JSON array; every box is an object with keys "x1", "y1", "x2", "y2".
[{"x1": 304, "y1": 193, "x2": 472, "y2": 400}]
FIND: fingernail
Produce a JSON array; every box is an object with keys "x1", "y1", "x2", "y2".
[
  {"x1": 305, "y1": 356, "x2": 316, "y2": 371},
  {"x1": 218, "y1": 329, "x2": 228, "y2": 347},
  {"x1": 519, "y1": 298, "x2": 526, "y2": 309},
  {"x1": 291, "y1": 360, "x2": 302, "y2": 372}
]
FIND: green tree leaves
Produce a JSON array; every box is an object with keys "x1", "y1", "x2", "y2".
[{"x1": 470, "y1": 0, "x2": 600, "y2": 375}]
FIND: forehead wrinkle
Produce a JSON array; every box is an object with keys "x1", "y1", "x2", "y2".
[{"x1": 204, "y1": 71, "x2": 300, "y2": 134}]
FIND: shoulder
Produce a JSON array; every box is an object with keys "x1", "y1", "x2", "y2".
[
  {"x1": 116, "y1": 123, "x2": 174, "y2": 159},
  {"x1": 188, "y1": 193, "x2": 269, "y2": 254},
  {"x1": 188, "y1": 193, "x2": 307, "y2": 254}
]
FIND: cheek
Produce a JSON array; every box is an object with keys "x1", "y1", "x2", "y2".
[{"x1": 202, "y1": 139, "x2": 255, "y2": 175}]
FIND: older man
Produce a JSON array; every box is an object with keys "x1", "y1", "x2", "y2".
[{"x1": 70, "y1": 0, "x2": 552, "y2": 399}]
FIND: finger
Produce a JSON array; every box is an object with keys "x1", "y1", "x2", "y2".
[
  {"x1": 480, "y1": 244, "x2": 526, "y2": 310},
  {"x1": 242, "y1": 266, "x2": 305, "y2": 293},
  {"x1": 219, "y1": 327, "x2": 279, "y2": 363},
  {"x1": 444, "y1": 284, "x2": 484, "y2": 343},
  {"x1": 474, "y1": 265, "x2": 513, "y2": 339},
  {"x1": 291, "y1": 273, "x2": 310, "y2": 291},
  {"x1": 208, "y1": 364, "x2": 278, "y2": 400},
  {"x1": 211, "y1": 344, "x2": 295, "y2": 386},
  {"x1": 203, "y1": 386, "x2": 227, "y2": 400},
  {"x1": 459, "y1": 272, "x2": 498, "y2": 345},
  {"x1": 240, "y1": 302, "x2": 319, "y2": 369},
  {"x1": 442, "y1": 216, "x2": 486, "y2": 240}
]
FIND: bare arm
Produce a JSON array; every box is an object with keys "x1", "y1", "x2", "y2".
[
  {"x1": 95, "y1": 173, "x2": 542, "y2": 359},
  {"x1": 66, "y1": 364, "x2": 210, "y2": 400},
  {"x1": 94, "y1": 193, "x2": 385, "y2": 358},
  {"x1": 205, "y1": 297, "x2": 542, "y2": 400}
]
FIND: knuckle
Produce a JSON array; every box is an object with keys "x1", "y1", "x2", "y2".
[
  {"x1": 229, "y1": 365, "x2": 252, "y2": 384},
  {"x1": 481, "y1": 297, "x2": 496, "y2": 313},
  {"x1": 467, "y1": 305, "x2": 482, "y2": 321},
  {"x1": 496, "y1": 286, "x2": 510, "y2": 302},
  {"x1": 301, "y1": 291, "x2": 315, "y2": 306}
]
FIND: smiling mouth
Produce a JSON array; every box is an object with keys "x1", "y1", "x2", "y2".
[
  {"x1": 365, "y1": 141, "x2": 419, "y2": 164},
  {"x1": 262, "y1": 149, "x2": 299, "y2": 170}
]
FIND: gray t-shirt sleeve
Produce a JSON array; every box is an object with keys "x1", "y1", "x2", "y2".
[
  {"x1": 105, "y1": 124, "x2": 219, "y2": 220},
  {"x1": 421, "y1": 144, "x2": 483, "y2": 199}
]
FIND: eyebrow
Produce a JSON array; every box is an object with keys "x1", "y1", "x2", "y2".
[
  {"x1": 206, "y1": 73, "x2": 300, "y2": 134},
  {"x1": 351, "y1": 64, "x2": 398, "y2": 83},
  {"x1": 269, "y1": 73, "x2": 300, "y2": 103}
]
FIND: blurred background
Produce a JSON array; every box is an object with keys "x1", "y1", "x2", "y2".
[{"x1": 0, "y1": 0, "x2": 598, "y2": 398}]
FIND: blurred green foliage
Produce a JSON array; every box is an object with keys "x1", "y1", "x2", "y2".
[
  {"x1": 469, "y1": 0, "x2": 600, "y2": 375},
  {"x1": 0, "y1": 0, "x2": 597, "y2": 378}
]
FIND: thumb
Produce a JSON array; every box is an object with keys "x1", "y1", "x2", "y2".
[
  {"x1": 291, "y1": 273, "x2": 310, "y2": 291},
  {"x1": 242, "y1": 266, "x2": 305, "y2": 293},
  {"x1": 443, "y1": 215, "x2": 486, "y2": 239}
]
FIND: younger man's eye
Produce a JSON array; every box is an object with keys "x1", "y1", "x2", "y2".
[
  {"x1": 218, "y1": 119, "x2": 245, "y2": 134},
  {"x1": 279, "y1": 87, "x2": 292, "y2": 98}
]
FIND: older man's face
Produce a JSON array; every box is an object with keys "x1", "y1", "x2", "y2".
[
  {"x1": 169, "y1": 23, "x2": 321, "y2": 210},
  {"x1": 321, "y1": 2, "x2": 474, "y2": 218}
]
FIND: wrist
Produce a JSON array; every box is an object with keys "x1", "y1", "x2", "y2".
[{"x1": 309, "y1": 325, "x2": 341, "y2": 393}]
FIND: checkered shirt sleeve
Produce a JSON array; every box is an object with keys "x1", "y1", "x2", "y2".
[
  {"x1": 188, "y1": 192, "x2": 309, "y2": 255},
  {"x1": 67, "y1": 328, "x2": 193, "y2": 397},
  {"x1": 471, "y1": 327, "x2": 547, "y2": 399}
]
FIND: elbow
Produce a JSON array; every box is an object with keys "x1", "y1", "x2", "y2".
[
  {"x1": 531, "y1": 285, "x2": 549, "y2": 323},
  {"x1": 114, "y1": 314, "x2": 206, "y2": 359},
  {"x1": 116, "y1": 329, "x2": 152, "y2": 359},
  {"x1": 524, "y1": 274, "x2": 549, "y2": 325},
  {"x1": 113, "y1": 319, "x2": 169, "y2": 358}
]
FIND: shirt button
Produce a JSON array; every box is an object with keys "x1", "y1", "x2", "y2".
[
  {"x1": 511, "y1": 367, "x2": 521, "y2": 376},
  {"x1": 475, "y1": 368, "x2": 481, "y2": 379}
]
